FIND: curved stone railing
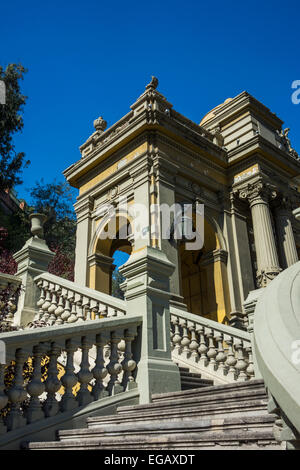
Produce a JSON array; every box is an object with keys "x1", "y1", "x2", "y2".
[
  {"x1": 254, "y1": 261, "x2": 300, "y2": 446},
  {"x1": 0, "y1": 273, "x2": 22, "y2": 329},
  {"x1": 33, "y1": 272, "x2": 127, "y2": 325},
  {"x1": 0, "y1": 313, "x2": 142, "y2": 437},
  {"x1": 170, "y1": 307, "x2": 254, "y2": 384}
]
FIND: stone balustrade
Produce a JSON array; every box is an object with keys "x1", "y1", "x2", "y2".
[
  {"x1": 0, "y1": 273, "x2": 22, "y2": 329},
  {"x1": 0, "y1": 314, "x2": 142, "y2": 433},
  {"x1": 170, "y1": 307, "x2": 254, "y2": 383},
  {"x1": 33, "y1": 272, "x2": 127, "y2": 326}
]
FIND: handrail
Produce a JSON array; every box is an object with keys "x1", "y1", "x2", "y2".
[
  {"x1": 170, "y1": 307, "x2": 251, "y2": 342},
  {"x1": 34, "y1": 272, "x2": 127, "y2": 325},
  {"x1": 254, "y1": 261, "x2": 300, "y2": 435},
  {"x1": 170, "y1": 307, "x2": 253, "y2": 383},
  {"x1": 0, "y1": 313, "x2": 142, "y2": 436}
]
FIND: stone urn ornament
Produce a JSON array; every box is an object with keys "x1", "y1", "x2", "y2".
[{"x1": 29, "y1": 213, "x2": 47, "y2": 239}]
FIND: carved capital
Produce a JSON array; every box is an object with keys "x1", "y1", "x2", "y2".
[{"x1": 234, "y1": 179, "x2": 278, "y2": 207}]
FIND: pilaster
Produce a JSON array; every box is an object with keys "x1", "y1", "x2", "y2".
[{"x1": 120, "y1": 246, "x2": 181, "y2": 403}]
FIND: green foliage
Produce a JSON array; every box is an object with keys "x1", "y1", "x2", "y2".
[
  {"x1": 111, "y1": 269, "x2": 125, "y2": 300},
  {"x1": 0, "y1": 64, "x2": 30, "y2": 191},
  {"x1": 28, "y1": 179, "x2": 76, "y2": 257}
]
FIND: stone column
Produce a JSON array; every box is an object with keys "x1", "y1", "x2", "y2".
[
  {"x1": 237, "y1": 180, "x2": 281, "y2": 287},
  {"x1": 120, "y1": 246, "x2": 181, "y2": 404},
  {"x1": 74, "y1": 196, "x2": 94, "y2": 287},
  {"x1": 13, "y1": 214, "x2": 55, "y2": 327},
  {"x1": 274, "y1": 198, "x2": 298, "y2": 269}
]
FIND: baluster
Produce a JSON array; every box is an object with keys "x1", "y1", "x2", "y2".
[
  {"x1": 47, "y1": 284, "x2": 57, "y2": 325},
  {"x1": 215, "y1": 333, "x2": 226, "y2": 375},
  {"x1": 26, "y1": 344, "x2": 46, "y2": 423},
  {"x1": 91, "y1": 300, "x2": 99, "y2": 320},
  {"x1": 189, "y1": 322, "x2": 199, "y2": 363},
  {"x1": 82, "y1": 297, "x2": 91, "y2": 321},
  {"x1": 43, "y1": 342, "x2": 61, "y2": 417},
  {"x1": 107, "y1": 330, "x2": 123, "y2": 395},
  {"x1": 75, "y1": 294, "x2": 84, "y2": 322},
  {"x1": 225, "y1": 336, "x2": 237, "y2": 380},
  {"x1": 246, "y1": 346, "x2": 255, "y2": 379},
  {"x1": 107, "y1": 307, "x2": 115, "y2": 318},
  {"x1": 60, "y1": 339, "x2": 78, "y2": 412},
  {"x1": 235, "y1": 340, "x2": 248, "y2": 382},
  {"x1": 180, "y1": 319, "x2": 191, "y2": 359},
  {"x1": 36, "y1": 280, "x2": 45, "y2": 320},
  {"x1": 99, "y1": 304, "x2": 108, "y2": 319},
  {"x1": 207, "y1": 328, "x2": 217, "y2": 371},
  {"x1": 54, "y1": 288, "x2": 64, "y2": 325},
  {"x1": 77, "y1": 336, "x2": 93, "y2": 406},
  {"x1": 6, "y1": 348, "x2": 27, "y2": 431},
  {"x1": 121, "y1": 327, "x2": 137, "y2": 391},
  {"x1": 41, "y1": 282, "x2": 51, "y2": 323},
  {"x1": 197, "y1": 325, "x2": 208, "y2": 367},
  {"x1": 92, "y1": 332, "x2": 109, "y2": 400},
  {"x1": 61, "y1": 289, "x2": 71, "y2": 323},
  {"x1": 0, "y1": 364, "x2": 8, "y2": 434},
  {"x1": 68, "y1": 293, "x2": 78, "y2": 323},
  {"x1": 171, "y1": 316, "x2": 181, "y2": 353}
]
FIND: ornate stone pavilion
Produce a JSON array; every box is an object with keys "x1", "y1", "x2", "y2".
[
  {"x1": 64, "y1": 77, "x2": 300, "y2": 325},
  {"x1": 1, "y1": 78, "x2": 300, "y2": 450}
]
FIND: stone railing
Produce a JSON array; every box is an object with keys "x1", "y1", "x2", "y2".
[
  {"x1": 33, "y1": 272, "x2": 127, "y2": 326},
  {"x1": 0, "y1": 273, "x2": 22, "y2": 330},
  {"x1": 254, "y1": 261, "x2": 300, "y2": 449},
  {"x1": 170, "y1": 307, "x2": 254, "y2": 384},
  {"x1": 0, "y1": 314, "x2": 142, "y2": 435}
]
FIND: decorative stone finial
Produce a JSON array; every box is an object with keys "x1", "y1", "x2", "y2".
[
  {"x1": 145, "y1": 76, "x2": 158, "y2": 90},
  {"x1": 93, "y1": 116, "x2": 107, "y2": 133},
  {"x1": 29, "y1": 213, "x2": 47, "y2": 239}
]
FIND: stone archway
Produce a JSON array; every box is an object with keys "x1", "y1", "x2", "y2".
[{"x1": 88, "y1": 211, "x2": 133, "y2": 294}]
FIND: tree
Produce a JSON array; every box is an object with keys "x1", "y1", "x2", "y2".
[
  {"x1": 28, "y1": 179, "x2": 76, "y2": 258},
  {"x1": 0, "y1": 64, "x2": 30, "y2": 191},
  {"x1": 111, "y1": 269, "x2": 125, "y2": 300},
  {"x1": 0, "y1": 179, "x2": 77, "y2": 280}
]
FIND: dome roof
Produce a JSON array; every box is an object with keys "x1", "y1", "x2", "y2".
[{"x1": 200, "y1": 98, "x2": 233, "y2": 126}]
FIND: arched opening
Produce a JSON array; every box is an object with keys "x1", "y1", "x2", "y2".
[
  {"x1": 179, "y1": 218, "x2": 231, "y2": 324},
  {"x1": 88, "y1": 212, "x2": 133, "y2": 295}
]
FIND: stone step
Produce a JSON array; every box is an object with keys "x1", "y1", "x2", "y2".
[
  {"x1": 28, "y1": 415, "x2": 279, "y2": 450},
  {"x1": 25, "y1": 380, "x2": 281, "y2": 451},
  {"x1": 152, "y1": 378, "x2": 266, "y2": 402},
  {"x1": 86, "y1": 397, "x2": 269, "y2": 428}
]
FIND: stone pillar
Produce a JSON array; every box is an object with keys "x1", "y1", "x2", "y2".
[
  {"x1": 120, "y1": 246, "x2": 181, "y2": 404},
  {"x1": 274, "y1": 199, "x2": 298, "y2": 269},
  {"x1": 88, "y1": 252, "x2": 115, "y2": 294},
  {"x1": 237, "y1": 180, "x2": 281, "y2": 287},
  {"x1": 74, "y1": 196, "x2": 94, "y2": 287},
  {"x1": 13, "y1": 214, "x2": 55, "y2": 327},
  {"x1": 152, "y1": 156, "x2": 186, "y2": 310}
]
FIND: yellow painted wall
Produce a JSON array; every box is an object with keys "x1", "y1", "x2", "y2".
[{"x1": 79, "y1": 143, "x2": 148, "y2": 195}]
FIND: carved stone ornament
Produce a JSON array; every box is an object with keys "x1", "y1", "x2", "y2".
[
  {"x1": 256, "y1": 267, "x2": 282, "y2": 288},
  {"x1": 93, "y1": 116, "x2": 107, "y2": 133},
  {"x1": 276, "y1": 127, "x2": 299, "y2": 160},
  {"x1": 235, "y1": 180, "x2": 278, "y2": 205},
  {"x1": 145, "y1": 76, "x2": 158, "y2": 90}
]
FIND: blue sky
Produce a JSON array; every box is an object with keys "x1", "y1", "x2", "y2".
[{"x1": 2, "y1": 0, "x2": 300, "y2": 265}]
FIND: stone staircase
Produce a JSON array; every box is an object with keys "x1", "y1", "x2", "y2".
[
  {"x1": 179, "y1": 367, "x2": 213, "y2": 390},
  {"x1": 25, "y1": 378, "x2": 282, "y2": 450}
]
